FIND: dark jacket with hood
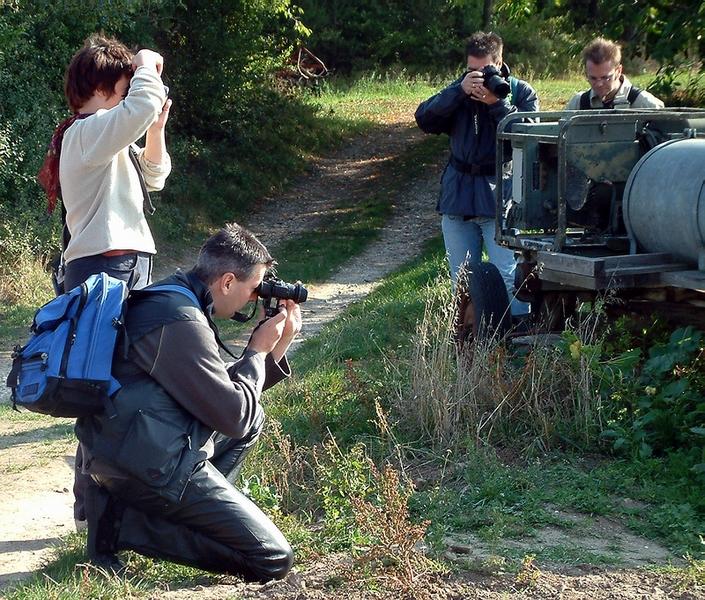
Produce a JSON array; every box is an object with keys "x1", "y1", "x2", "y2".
[
  {"x1": 75, "y1": 270, "x2": 290, "y2": 502},
  {"x1": 415, "y1": 67, "x2": 539, "y2": 218}
]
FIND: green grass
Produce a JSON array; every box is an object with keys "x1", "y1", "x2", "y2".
[
  {"x1": 7, "y1": 221, "x2": 705, "y2": 598},
  {"x1": 412, "y1": 447, "x2": 705, "y2": 559},
  {"x1": 0, "y1": 304, "x2": 44, "y2": 352},
  {"x1": 3, "y1": 533, "x2": 221, "y2": 600}
]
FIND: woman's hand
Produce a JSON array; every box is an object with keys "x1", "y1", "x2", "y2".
[{"x1": 149, "y1": 99, "x2": 172, "y2": 133}]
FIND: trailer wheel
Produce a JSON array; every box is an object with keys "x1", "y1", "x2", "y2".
[{"x1": 455, "y1": 261, "x2": 511, "y2": 347}]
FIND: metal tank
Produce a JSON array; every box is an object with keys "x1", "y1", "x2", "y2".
[{"x1": 623, "y1": 138, "x2": 705, "y2": 269}]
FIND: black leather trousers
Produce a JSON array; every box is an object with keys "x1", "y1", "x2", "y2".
[{"x1": 93, "y1": 426, "x2": 293, "y2": 583}]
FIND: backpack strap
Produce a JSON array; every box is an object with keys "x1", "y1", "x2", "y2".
[
  {"x1": 128, "y1": 146, "x2": 156, "y2": 215},
  {"x1": 145, "y1": 283, "x2": 199, "y2": 305},
  {"x1": 579, "y1": 90, "x2": 592, "y2": 110},
  {"x1": 627, "y1": 85, "x2": 642, "y2": 106},
  {"x1": 139, "y1": 283, "x2": 239, "y2": 361}
]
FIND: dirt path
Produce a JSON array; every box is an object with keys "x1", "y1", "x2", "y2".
[{"x1": 0, "y1": 117, "x2": 442, "y2": 590}]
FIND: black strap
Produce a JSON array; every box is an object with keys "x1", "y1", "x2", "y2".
[
  {"x1": 579, "y1": 90, "x2": 591, "y2": 110},
  {"x1": 580, "y1": 86, "x2": 642, "y2": 110},
  {"x1": 449, "y1": 155, "x2": 495, "y2": 176},
  {"x1": 627, "y1": 85, "x2": 642, "y2": 105},
  {"x1": 128, "y1": 146, "x2": 156, "y2": 216}
]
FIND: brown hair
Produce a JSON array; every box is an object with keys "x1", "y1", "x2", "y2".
[
  {"x1": 582, "y1": 37, "x2": 622, "y2": 68},
  {"x1": 465, "y1": 31, "x2": 503, "y2": 64},
  {"x1": 64, "y1": 34, "x2": 133, "y2": 113}
]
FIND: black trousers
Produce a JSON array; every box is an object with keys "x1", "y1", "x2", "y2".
[
  {"x1": 64, "y1": 252, "x2": 153, "y2": 522},
  {"x1": 92, "y1": 426, "x2": 293, "y2": 583}
]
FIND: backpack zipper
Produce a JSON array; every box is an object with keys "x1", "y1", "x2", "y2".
[{"x1": 59, "y1": 281, "x2": 88, "y2": 379}]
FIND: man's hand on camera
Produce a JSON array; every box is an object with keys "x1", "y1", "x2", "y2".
[
  {"x1": 132, "y1": 49, "x2": 164, "y2": 75},
  {"x1": 248, "y1": 308, "x2": 287, "y2": 356},
  {"x1": 461, "y1": 70, "x2": 498, "y2": 105},
  {"x1": 270, "y1": 300, "x2": 302, "y2": 363}
]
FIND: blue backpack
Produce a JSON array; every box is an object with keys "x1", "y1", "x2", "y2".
[{"x1": 6, "y1": 272, "x2": 197, "y2": 418}]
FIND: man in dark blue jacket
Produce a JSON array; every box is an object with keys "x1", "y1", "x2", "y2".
[
  {"x1": 75, "y1": 223, "x2": 300, "y2": 581},
  {"x1": 415, "y1": 31, "x2": 538, "y2": 315}
]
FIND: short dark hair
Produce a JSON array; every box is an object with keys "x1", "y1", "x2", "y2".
[
  {"x1": 64, "y1": 34, "x2": 134, "y2": 113},
  {"x1": 465, "y1": 31, "x2": 503, "y2": 64},
  {"x1": 193, "y1": 222, "x2": 274, "y2": 284},
  {"x1": 582, "y1": 37, "x2": 621, "y2": 68}
]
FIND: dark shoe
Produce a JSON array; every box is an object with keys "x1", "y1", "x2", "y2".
[{"x1": 89, "y1": 552, "x2": 126, "y2": 576}]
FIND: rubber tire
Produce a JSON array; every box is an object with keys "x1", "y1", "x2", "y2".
[{"x1": 455, "y1": 261, "x2": 511, "y2": 345}]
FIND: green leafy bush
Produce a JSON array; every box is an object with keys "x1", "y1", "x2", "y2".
[{"x1": 600, "y1": 327, "x2": 705, "y2": 471}]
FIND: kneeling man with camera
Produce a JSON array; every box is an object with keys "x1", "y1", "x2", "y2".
[
  {"x1": 75, "y1": 222, "x2": 302, "y2": 581},
  {"x1": 415, "y1": 31, "x2": 538, "y2": 316}
]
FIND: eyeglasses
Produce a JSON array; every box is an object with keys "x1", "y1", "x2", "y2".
[{"x1": 587, "y1": 71, "x2": 618, "y2": 84}]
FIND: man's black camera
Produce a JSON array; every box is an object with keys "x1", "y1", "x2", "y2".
[
  {"x1": 257, "y1": 278, "x2": 308, "y2": 317},
  {"x1": 481, "y1": 65, "x2": 510, "y2": 99}
]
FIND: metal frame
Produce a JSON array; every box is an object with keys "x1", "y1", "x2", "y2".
[
  {"x1": 493, "y1": 108, "x2": 705, "y2": 293},
  {"x1": 495, "y1": 108, "x2": 705, "y2": 253}
]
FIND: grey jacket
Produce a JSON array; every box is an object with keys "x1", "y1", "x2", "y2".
[{"x1": 75, "y1": 270, "x2": 289, "y2": 502}]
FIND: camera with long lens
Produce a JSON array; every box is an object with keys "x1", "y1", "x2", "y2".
[
  {"x1": 481, "y1": 65, "x2": 510, "y2": 99},
  {"x1": 256, "y1": 278, "x2": 308, "y2": 318}
]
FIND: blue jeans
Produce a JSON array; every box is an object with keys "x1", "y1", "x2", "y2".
[{"x1": 441, "y1": 214, "x2": 529, "y2": 316}]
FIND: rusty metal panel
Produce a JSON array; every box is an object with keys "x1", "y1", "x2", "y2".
[
  {"x1": 566, "y1": 141, "x2": 640, "y2": 182},
  {"x1": 537, "y1": 251, "x2": 680, "y2": 277},
  {"x1": 660, "y1": 270, "x2": 705, "y2": 293},
  {"x1": 538, "y1": 253, "x2": 603, "y2": 276},
  {"x1": 539, "y1": 267, "x2": 665, "y2": 290}
]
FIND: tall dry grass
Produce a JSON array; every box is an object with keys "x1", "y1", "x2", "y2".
[
  {"x1": 397, "y1": 281, "x2": 606, "y2": 452},
  {"x1": 0, "y1": 253, "x2": 53, "y2": 306}
]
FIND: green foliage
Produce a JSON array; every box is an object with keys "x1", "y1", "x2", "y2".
[
  {"x1": 297, "y1": 0, "x2": 480, "y2": 72},
  {"x1": 600, "y1": 327, "x2": 705, "y2": 467},
  {"x1": 0, "y1": 0, "x2": 314, "y2": 300},
  {"x1": 313, "y1": 441, "x2": 375, "y2": 550}
]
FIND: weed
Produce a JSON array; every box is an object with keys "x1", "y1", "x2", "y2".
[
  {"x1": 515, "y1": 553, "x2": 541, "y2": 587},
  {"x1": 312, "y1": 438, "x2": 376, "y2": 550},
  {"x1": 344, "y1": 460, "x2": 445, "y2": 599},
  {"x1": 399, "y1": 280, "x2": 606, "y2": 452},
  {"x1": 674, "y1": 554, "x2": 705, "y2": 590}
]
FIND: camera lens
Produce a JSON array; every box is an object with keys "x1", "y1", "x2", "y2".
[
  {"x1": 256, "y1": 279, "x2": 308, "y2": 304},
  {"x1": 482, "y1": 66, "x2": 510, "y2": 99}
]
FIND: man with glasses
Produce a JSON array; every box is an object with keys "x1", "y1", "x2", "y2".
[{"x1": 566, "y1": 37, "x2": 663, "y2": 110}]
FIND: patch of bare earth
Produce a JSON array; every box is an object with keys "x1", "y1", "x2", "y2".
[{"x1": 133, "y1": 551, "x2": 702, "y2": 600}]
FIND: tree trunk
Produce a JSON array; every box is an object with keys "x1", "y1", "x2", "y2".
[{"x1": 482, "y1": 0, "x2": 494, "y2": 30}]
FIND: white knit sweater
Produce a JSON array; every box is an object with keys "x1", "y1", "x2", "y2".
[{"x1": 60, "y1": 66, "x2": 172, "y2": 263}]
